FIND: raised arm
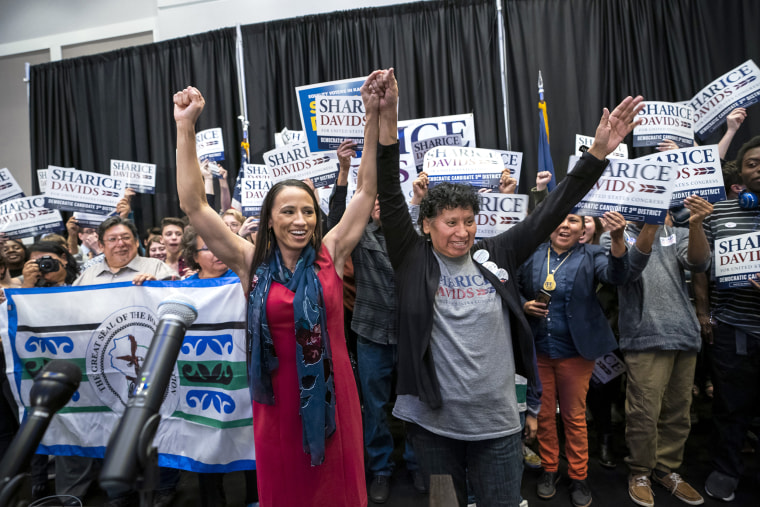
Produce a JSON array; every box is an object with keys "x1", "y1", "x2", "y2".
[
  {"x1": 482, "y1": 96, "x2": 645, "y2": 265},
  {"x1": 174, "y1": 87, "x2": 254, "y2": 280},
  {"x1": 323, "y1": 70, "x2": 385, "y2": 269}
]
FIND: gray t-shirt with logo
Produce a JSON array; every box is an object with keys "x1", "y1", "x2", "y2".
[{"x1": 393, "y1": 251, "x2": 521, "y2": 440}]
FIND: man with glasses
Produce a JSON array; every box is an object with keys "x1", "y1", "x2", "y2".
[
  {"x1": 74, "y1": 216, "x2": 177, "y2": 286},
  {"x1": 58, "y1": 216, "x2": 178, "y2": 505}
]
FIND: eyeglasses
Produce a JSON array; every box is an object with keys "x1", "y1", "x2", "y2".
[
  {"x1": 103, "y1": 235, "x2": 134, "y2": 245},
  {"x1": 196, "y1": 245, "x2": 210, "y2": 252}
]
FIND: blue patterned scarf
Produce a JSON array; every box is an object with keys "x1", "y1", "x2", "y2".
[{"x1": 247, "y1": 244, "x2": 336, "y2": 466}]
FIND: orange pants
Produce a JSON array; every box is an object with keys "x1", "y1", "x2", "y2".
[{"x1": 536, "y1": 354, "x2": 595, "y2": 480}]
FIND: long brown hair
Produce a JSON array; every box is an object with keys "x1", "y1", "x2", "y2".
[{"x1": 250, "y1": 180, "x2": 323, "y2": 273}]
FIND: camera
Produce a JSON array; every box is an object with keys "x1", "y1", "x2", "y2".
[{"x1": 36, "y1": 256, "x2": 61, "y2": 274}]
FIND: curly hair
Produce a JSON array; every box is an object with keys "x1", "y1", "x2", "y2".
[
  {"x1": 418, "y1": 182, "x2": 480, "y2": 230},
  {"x1": 180, "y1": 226, "x2": 201, "y2": 271}
]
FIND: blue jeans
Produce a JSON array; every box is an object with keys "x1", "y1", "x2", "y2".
[
  {"x1": 357, "y1": 336, "x2": 417, "y2": 476},
  {"x1": 407, "y1": 423, "x2": 523, "y2": 507}
]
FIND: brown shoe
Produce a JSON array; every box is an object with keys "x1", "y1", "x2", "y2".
[
  {"x1": 628, "y1": 474, "x2": 654, "y2": 507},
  {"x1": 651, "y1": 472, "x2": 704, "y2": 505}
]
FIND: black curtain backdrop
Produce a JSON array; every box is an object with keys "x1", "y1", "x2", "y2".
[
  {"x1": 241, "y1": 0, "x2": 503, "y2": 169},
  {"x1": 28, "y1": 0, "x2": 760, "y2": 232},
  {"x1": 29, "y1": 29, "x2": 240, "y2": 232}
]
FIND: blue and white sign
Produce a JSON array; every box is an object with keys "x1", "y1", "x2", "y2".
[
  {"x1": 690, "y1": 60, "x2": 760, "y2": 138},
  {"x1": 412, "y1": 134, "x2": 463, "y2": 172},
  {"x1": 575, "y1": 134, "x2": 628, "y2": 159},
  {"x1": 240, "y1": 164, "x2": 271, "y2": 217},
  {"x1": 110, "y1": 159, "x2": 156, "y2": 194},
  {"x1": 0, "y1": 168, "x2": 25, "y2": 204},
  {"x1": 264, "y1": 141, "x2": 338, "y2": 188},
  {"x1": 37, "y1": 169, "x2": 48, "y2": 193},
  {"x1": 491, "y1": 150, "x2": 523, "y2": 187},
  {"x1": 714, "y1": 231, "x2": 760, "y2": 289},
  {"x1": 73, "y1": 211, "x2": 111, "y2": 229},
  {"x1": 0, "y1": 196, "x2": 64, "y2": 239},
  {"x1": 196, "y1": 128, "x2": 225, "y2": 162},
  {"x1": 44, "y1": 167, "x2": 126, "y2": 215},
  {"x1": 314, "y1": 94, "x2": 366, "y2": 150},
  {"x1": 475, "y1": 194, "x2": 528, "y2": 238},
  {"x1": 633, "y1": 101, "x2": 694, "y2": 147},
  {"x1": 639, "y1": 145, "x2": 725, "y2": 206},
  {"x1": 296, "y1": 77, "x2": 366, "y2": 153},
  {"x1": 570, "y1": 155, "x2": 676, "y2": 224},
  {"x1": 424, "y1": 146, "x2": 504, "y2": 189}
]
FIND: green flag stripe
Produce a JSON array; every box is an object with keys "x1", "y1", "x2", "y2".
[
  {"x1": 177, "y1": 361, "x2": 247, "y2": 390},
  {"x1": 170, "y1": 411, "x2": 253, "y2": 429}
]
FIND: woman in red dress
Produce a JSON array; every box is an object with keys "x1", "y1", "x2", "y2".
[{"x1": 174, "y1": 69, "x2": 399, "y2": 507}]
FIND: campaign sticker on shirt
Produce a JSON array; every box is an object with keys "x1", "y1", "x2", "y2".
[
  {"x1": 725, "y1": 222, "x2": 737, "y2": 228},
  {"x1": 496, "y1": 268, "x2": 509, "y2": 282},
  {"x1": 660, "y1": 234, "x2": 677, "y2": 247},
  {"x1": 625, "y1": 234, "x2": 636, "y2": 246},
  {"x1": 473, "y1": 250, "x2": 490, "y2": 264},
  {"x1": 482, "y1": 261, "x2": 499, "y2": 274}
]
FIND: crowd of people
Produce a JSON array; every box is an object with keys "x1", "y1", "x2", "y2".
[{"x1": 0, "y1": 69, "x2": 759, "y2": 507}]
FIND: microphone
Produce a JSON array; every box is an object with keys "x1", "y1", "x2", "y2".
[
  {"x1": 0, "y1": 360, "x2": 81, "y2": 485},
  {"x1": 100, "y1": 294, "x2": 198, "y2": 497}
]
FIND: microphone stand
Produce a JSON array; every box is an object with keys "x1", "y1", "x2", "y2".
[
  {"x1": 0, "y1": 474, "x2": 25, "y2": 507},
  {"x1": 134, "y1": 413, "x2": 161, "y2": 507}
]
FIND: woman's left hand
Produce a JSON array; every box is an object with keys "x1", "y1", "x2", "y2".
[
  {"x1": 600, "y1": 211, "x2": 626, "y2": 237},
  {"x1": 524, "y1": 414, "x2": 537, "y2": 441}
]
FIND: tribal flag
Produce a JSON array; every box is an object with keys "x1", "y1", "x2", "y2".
[
  {"x1": 538, "y1": 71, "x2": 557, "y2": 192},
  {"x1": 0, "y1": 278, "x2": 255, "y2": 473}
]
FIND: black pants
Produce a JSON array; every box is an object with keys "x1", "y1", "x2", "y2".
[{"x1": 709, "y1": 322, "x2": 760, "y2": 479}]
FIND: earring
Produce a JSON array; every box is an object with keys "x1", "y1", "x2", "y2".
[{"x1": 267, "y1": 228, "x2": 273, "y2": 251}]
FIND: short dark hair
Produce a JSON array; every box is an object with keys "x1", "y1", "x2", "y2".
[
  {"x1": 98, "y1": 216, "x2": 139, "y2": 244},
  {"x1": 161, "y1": 217, "x2": 186, "y2": 234},
  {"x1": 736, "y1": 135, "x2": 760, "y2": 170},
  {"x1": 251, "y1": 180, "x2": 323, "y2": 272},
  {"x1": 722, "y1": 160, "x2": 741, "y2": 195},
  {"x1": 28, "y1": 240, "x2": 80, "y2": 285},
  {"x1": 418, "y1": 182, "x2": 480, "y2": 230},
  {"x1": 180, "y1": 226, "x2": 201, "y2": 271}
]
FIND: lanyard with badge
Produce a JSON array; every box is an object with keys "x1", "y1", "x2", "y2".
[{"x1": 543, "y1": 247, "x2": 572, "y2": 291}]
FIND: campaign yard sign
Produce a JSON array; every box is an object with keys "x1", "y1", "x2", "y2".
[
  {"x1": 639, "y1": 145, "x2": 725, "y2": 206},
  {"x1": 73, "y1": 211, "x2": 110, "y2": 229},
  {"x1": 398, "y1": 114, "x2": 477, "y2": 199},
  {"x1": 0, "y1": 168, "x2": 25, "y2": 204},
  {"x1": 690, "y1": 60, "x2": 760, "y2": 138},
  {"x1": 0, "y1": 196, "x2": 64, "y2": 239},
  {"x1": 475, "y1": 194, "x2": 528, "y2": 238},
  {"x1": 424, "y1": 147, "x2": 504, "y2": 189},
  {"x1": 274, "y1": 129, "x2": 306, "y2": 149},
  {"x1": 196, "y1": 128, "x2": 225, "y2": 162},
  {"x1": 37, "y1": 169, "x2": 47, "y2": 193},
  {"x1": 264, "y1": 141, "x2": 338, "y2": 188},
  {"x1": 296, "y1": 77, "x2": 366, "y2": 153},
  {"x1": 44, "y1": 167, "x2": 126, "y2": 215},
  {"x1": 714, "y1": 231, "x2": 760, "y2": 289},
  {"x1": 575, "y1": 135, "x2": 628, "y2": 159},
  {"x1": 110, "y1": 159, "x2": 156, "y2": 194},
  {"x1": 633, "y1": 101, "x2": 694, "y2": 147},
  {"x1": 491, "y1": 150, "x2": 523, "y2": 186},
  {"x1": 240, "y1": 164, "x2": 271, "y2": 216},
  {"x1": 570, "y1": 155, "x2": 676, "y2": 224},
  {"x1": 314, "y1": 95, "x2": 366, "y2": 150},
  {"x1": 412, "y1": 134, "x2": 463, "y2": 172}
]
